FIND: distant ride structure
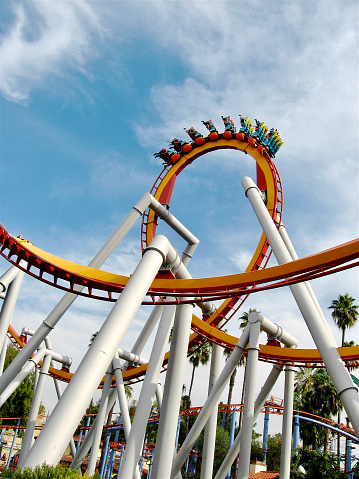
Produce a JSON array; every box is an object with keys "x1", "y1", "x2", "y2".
[{"x1": 0, "y1": 114, "x2": 358, "y2": 477}]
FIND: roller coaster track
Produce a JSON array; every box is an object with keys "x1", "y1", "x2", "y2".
[{"x1": 1, "y1": 121, "x2": 358, "y2": 385}]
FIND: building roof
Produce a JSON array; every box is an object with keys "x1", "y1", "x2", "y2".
[{"x1": 248, "y1": 472, "x2": 279, "y2": 479}]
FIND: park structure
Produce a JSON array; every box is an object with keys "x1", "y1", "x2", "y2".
[{"x1": 0, "y1": 115, "x2": 358, "y2": 478}]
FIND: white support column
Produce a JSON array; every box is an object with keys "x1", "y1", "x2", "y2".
[
  {"x1": 129, "y1": 304, "x2": 165, "y2": 357},
  {"x1": 242, "y1": 176, "x2": 359, "y2": 434},
  {"x1": 236, "y1": 319, "x2": 261, "y2": 479},
  {"x1": 0, "y1": 194, "x2": 152, "y2": 395},
  {"x1": 0, "y1": 348, "x2": 47, "y2": 406},
  {"x1": 201, "y1": 333, "x2": 224, "y2": 479},
  {"x1": 113, "y1": 356, "x2": 141, "y2": 479},
  {"x1": 18, "y1": 353, "x2": 52, "y2": 466},
  {"x1": 22, "y1": 235, "x2": 174, "y2": 467},
  {"x1": 87, "y1": 366, "x2": 113, "y2": 476},
  {"x1": 0, "y1": 268, "x2": 24, "y2": 373},
  {"x1": 279, "y1": 365, "x2": 295, "y2": 479},
  {"x1": 0, "y1": 265, "x2": 22, "y2": 293},
  {"x1": 151, "y1": 301, "x2": 194, "y2": 479},
  {"x1": 119, "y1": 303, "x2": 176, "y2": 478},
  {"x1": 278, "y1": 224, "x2": 332, "y2": 335},
  {"x1": 214, "y1": 364, "x2": 283, "y2": 479},
  {"x1": 171, "y1": 324, "x2": 251, "y2": 479}
]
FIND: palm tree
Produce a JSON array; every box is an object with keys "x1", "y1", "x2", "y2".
[
  {"x1": 328, "y1": 294, "x2": 358, "y2": 457},
  {"x1": 294, "y1": 368, "x2": 339, "y2": 451},
  {"x1": 188, "y1": 339, "x2": 212, "y2": 399},
  {"x1": 329, "y1": 293, "x2": 358, "y2": 347}
]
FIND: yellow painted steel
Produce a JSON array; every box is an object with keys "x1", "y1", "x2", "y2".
[{"x1": 19, "y1": 238, "x2": 359, "y2": 294}]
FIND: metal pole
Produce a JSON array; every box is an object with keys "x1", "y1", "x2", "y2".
[
  {"x1": 293, "y1": 414, "x2": 300, "y2": 453},
  {"x1": 112, "y1": 357, "x2": 140, "y2": 479},
  {"x1": 171, "y1": 324, "x2": 251, "y2": 479},
  {"x1": 119, "y1": 303, "x2": 176, "y2": 478},
  {"x1": 214, "y1": 364, "x2": 283, "y2": 479},
  {"x1": 225, "y1": 406, "x2": 237, "y2": 479},
  {"x1": 100, "y1": 430, "x2": 111, "y2": 479},
  {"x1": 22, "y1": 235, "x2": 175, "y2": 467},
  {"x1": 262, "y1": 408, "x2": 269, "y2": 462},
  {"x1": 87, "y1": 367, "x2": 113, "y2": 476},
  {"x1": 242, "y1": 176, "x2": 359, "y2": 434},
  {"x1": 201, "y1": 341, "x2": 223, "y2": 479},
  {"x1": 6, "y1": 418, "x2": 20, "y2": 469},
  {"x1": 0, "y1": 348, "x2": 47, "y2": 406},
  {"x1": 0, "y1": 265, "x2": 22, "y2": 293},
  {"x1": 236, "y1": 320, "x2": 261, "y2": 479},
  {"x1": 279, "y1": 365, "x2": 295, "y2": 479},
  {"x1": 0, "y1": 194, "x2": 152, "y2": 395},
  {"x1": 18, "y1": 353, "x2": 52, "y2": 467},
  {"x1": 106, "y1": 415, "x2": 121, "y2": 478},
  {"x1": 346, "y1": 438, "x2": 352, "y2": 479},
  {"x1": 144, "y1": 301, "x2": 194, "y2": 479},
  {"x1": 84, "y1": 415, "x2": 91, "y2": 439},
  {"x1": 0, "y1": 270, "x2": 24, "y2": 374}
]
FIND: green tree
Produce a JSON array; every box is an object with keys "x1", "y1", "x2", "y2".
[
  {"x1": 294, "y1": 369, "x2": 339, "y2": 450},
  {"x1": 329, "y1": 293, "x2": 358, "y2": 347},
  {"x1": 0, "y1": 345, "x2": 35, "y2": 426},
  {"x1": 290, "y1": 448, "x2": 346, "y2": 479},
  {"x1": 328, "y1": 294, "x2": 358, "y2": 458},
  {"x1": 197, "y1": 425, "x2": 230, "y2": 477},
  {"x1": 266, "y1": 433, "x2": 282, "y2": 472}
]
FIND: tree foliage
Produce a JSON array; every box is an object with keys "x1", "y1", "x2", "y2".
[
  {"x1": 294, "y1": 368, "x2": 339, "y2": 449},
  {"x1": 0, "y1": 345, "x2": 35, "y2": 426},
  {"x1": 266, "y1": 433, "x2": 282, "y2": 471},
  {"x1": 329, "y1": 293, "x2": 358, "y2": 346},
  {"x1": 290, "y1": 448, "x2": 346, "y2": 478}
]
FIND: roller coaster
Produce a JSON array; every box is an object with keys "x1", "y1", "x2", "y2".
[{"x1": 0, "y1": 114, "x2": 358, "y2": 478}]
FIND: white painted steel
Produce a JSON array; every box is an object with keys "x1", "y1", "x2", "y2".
[
  {"x1": 214, "y1": 364, "x2": 283, "y2": 479},
  {"x1": 119, "y1": 303, "x2": 176, "y2": 478},
  {"x1": 200, "y1": 340, "x2": 224, "y2": 479},
  {"x1": 151, "y1": 302, "x2": 194, "y2": 479},
  {"x1": 0, "y1": 348, "x2": 47, "y2": 406},
  {"x1": 0, "y1": 269, "x2": 24, "y2": 373},
  {"x1": 170, "y1": 324, "x2": 251, "y2": 479},
  {"x1": 279, "y1": 365, "x2": 295, "y2": 479},
  {"x1": 22, "y1": 235, "x2": 172, "y2": 467},
  {"x1": 242, "y1": 176, "x2": 359, "y2": 434},
  {"x1": 112, "y1": 356, "x2": 141, "y2": 479},
  {"x1": 87, "y1": 366, "x2": 113, "y2": 476},
  {"x1": 236, "y1": 321, "x2": 261, "y2": 479},
  {"x1": 0, "y1": 198, "x2": 149, "y2": 395},
  {"x1": 125, "y1": 304, "x2": 164, "y2": 362},
  {"x1": 0, "y1": 265, "x2": 22, "y2": 292},
  {"x1": 18, "y1": 353, "x2": 52, "y2": 466},
  {"x1": 279, "y1": 224, "x2": 333, "y2": 335},
  {"x1": 249, "y1": 312, "x2": 298, "y2": 348}
]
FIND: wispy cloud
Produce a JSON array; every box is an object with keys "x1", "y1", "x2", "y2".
[{"x1": 0, "y1": 1, "x2": 105, "y2": 103}]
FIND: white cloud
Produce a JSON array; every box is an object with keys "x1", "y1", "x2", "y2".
[{"x1": 0, "y1": 1, "x2": 105, "y2": 103}]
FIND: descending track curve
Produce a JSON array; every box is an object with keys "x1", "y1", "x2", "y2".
[{"x1": 1, "y1": 125, "x2": 358, "y2": 385}]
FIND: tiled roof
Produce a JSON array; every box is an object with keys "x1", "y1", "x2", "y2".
[{"x1": 248, "y1": 472, "x2": 279, "y2": 478}]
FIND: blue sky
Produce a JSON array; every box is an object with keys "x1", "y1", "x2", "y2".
[{"x1": 0, "y1": 1, "x2": 358, "y2": 433}]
